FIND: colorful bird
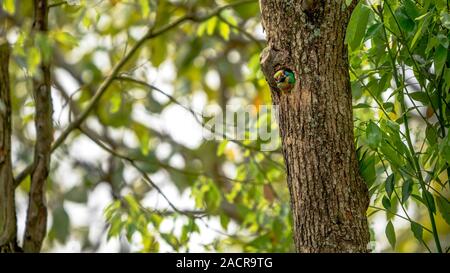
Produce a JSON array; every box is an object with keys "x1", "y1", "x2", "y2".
[{"x1": 273, "y1": 69, "x2": 295, "y2": 92}]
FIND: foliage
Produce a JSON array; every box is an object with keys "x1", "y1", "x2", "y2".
[
  {"x1": 349, "y1": 0, "x2": 449, "y2": 252},
  {"x1": 0, "y1": 0, "x2": 448, "y2": 252}
]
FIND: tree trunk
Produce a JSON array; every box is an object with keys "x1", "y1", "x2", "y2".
[
  {"x1": 23, "y1": 0, "x2": 53, "y2": 252},
  {"x1": 259, "y1": 0, "x2": 370, "y2": 252},
  {"x1": 0, "y1": 40, "x2": 20, "y2": 253}
]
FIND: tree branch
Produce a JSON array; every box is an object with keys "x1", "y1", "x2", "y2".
[
  {"x1": 114, "y1": 76, "x2": 284, "y2": 166},
  {"x1": 48, "y1": 1, "x2": 67, "y2": 9},
  {"x1": 0, "y1": 40, "x2": 20, "y2": 252},
  {"x1": 54, "y1": 76, "x2": 248, "y2": 222},
  {"x1": 23, "y1": 0, "x2": 53, "y2": 253},
  {"x1": 80, "y1": 127, "x2": 206, "y2": 218},
  {"x1": 145, "y1": 0, "x2": 257, "y2": 39}
]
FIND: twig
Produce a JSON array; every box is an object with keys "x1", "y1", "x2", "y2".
[
  {"x1": 48, "y1": 1, "x2": 67, "y2": 9},
  {"x1": 80, "y1": 126, "x2": 205, "y2": 219},
  {"x1": 114, "y1": 75, "x2": 284, "y2": 161}
]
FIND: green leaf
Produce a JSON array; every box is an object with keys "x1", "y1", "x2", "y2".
[
  {"x1": 149, "y1": 36, "x2": 168, "y2": 67},
  {"x1": 409, "y1": 92, "x2": 429, "y2": 104},
  {"x1": 382, "y1": 196, "x2": 391, "y2": 210},
  {"x1": 180, "y1": 224, "x2": 189, "y2": 244},
  {"x1": 441, "y1": 135, "x2": 450, "y2": 162},
  {"x1": 233, "y1": 1, "x2": 258, "y2": 19},
  {"x1": 425, "y1": 125, "x2": 438, "y2": 146},
  {"x1": 365, "y1": 23, "x2": 382, "y2": 41},
  {"x1": 204, "y1": 182, "x2": 222, "y2": 211},
  {"x1": 440, "y1": 12, "x2": 450, "y2": 29},
  {"x1": 217, "y1": 140, "x2": 228, "y2": 156},
  {"x1": 353, "y1": 103, "x2": 371, "y2": 109},
  {"x1": 346, "y1": 2, "x2": 371, "y2": 50},
  {"x1": 437, "y1": 34, "x2": 449, "y2": 49},
  {"x1": 104, "y1": 200, "x2": 121, "y2": 221},
  {"x1": 351, "y1": 81, "x2": 363, "y2": 99},
  {"x1": 27, "y1": 47, "x2": 41, "y2": 75},
  {"x1": 222, "y1": 12, "x2": 238, "y2": 30},
  {"x1": 434, "y1": 45, "x2": 447, "y2": 77},
  {"x1": 107, "y1": 213, "x2": 124, "y2": 240},
  {"x1": 220, "y1": 214, "x2": 230, "y2": 231},
  {"x1": 411, "y1": 193, "x2": 424, "y2": 204},
  {"x1": 150, "y1": 213, "x2": 162, "y2": 228},
  {"x1": 197, "y1": 22, "x2": 208, "y2": 36},
  {"x1": 226, "y1": 182, "x2": 242, "y2": 202},
  {"x1": 410, "y1": 13, "x2": 430, "y2": 50},
  {"x1": 219, "y1": 22, "x2": 230, "y2": 41},
  {"x1": 207, "y1": 17, "x2": 218, "y2": 35},
  {"x1": 139, "y1": 0, "x2": 150, "y2": 17},
  {"x1": 366, "y1": 121, "x2": 382, "y2": 149},
  {"x1": 110, "y1": 92, "x2": 121, "y2": 113},
  {"x1": 395, "y1": 8, "x2": 415, "y2": 33},
  {"x1": 35, "y1": 33, "x2": 53, "y2": 63},
  {"x1": 161, "y1": 233, "x2": 179, "y2": 250},
  {"x1": 385, "y1": 220, "x2": 396, "y2": 250},
  {"x1": 379, "y1": 142, "x2": 405, "y2": 167},
  {"x1": 53, "y1": 206, "x2": 70, "y2": 244},
  {"x1": 422, "y1": 190, "x2": 436, "y2": 214},
  {"x1": 65, "y1": 186, "x2": 88, "y2": 203},
  {"x1": 401, "y1": 179, "x2": 413, "y2": 203},
  {"x1": 359, "y1": 150, "x2": 376, "y2": 188},
  {"x1": 383, "y1": 102, "x2": 395, "y2": 113},
  {"x1": 410, "y1": 221, "x2": 423, "y2": 242},
  {"x1": 385, "y1": 174, "x2": 395, "y2": 198},
  {"x1": 82, "y1": 14, "x2": 92, "y2": 29},
  {"x1": 2, "y1": 0, "x2": 15, "y2": 14},
  {"x1": 377, "y1": 73, "x2": 392, "y2": 95},
  {"x1": 426, "y1": 35, "x2": 439, "y2": 54},
  {"x1": 436, "y1": 195, "x2": 450, "y2": 225},
  {"x1": 384, "y1": 119, "x2": 400, "y2": 135},
  {"x1": 124, "y1": 195, "x2": 140, "y2": 216},
  {"x1": 404, "y1": 0, "x2": 420, "y2": 19},
  {"x1": 126, "y1": 222, "x2": 137, "y2": 241},
  {"x1": 53, "y1": 31, "x2": 79, "y2": 48},
  {"x1": 133, "y1": 123, "x2": 150, "y2": 155}
]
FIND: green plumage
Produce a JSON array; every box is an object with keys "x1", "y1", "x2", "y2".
[{"x1": 274, "y1": 69, "x2": 295, "y2": 92}]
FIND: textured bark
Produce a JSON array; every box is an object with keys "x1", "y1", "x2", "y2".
[
  {"x1": 0, "y1": 40, "x2": 20, "y2": 253},
  {"x1": 259, "y1": 0, "x2": 370, "y2": 252},
  {"x1": 23, "y1": 0, "x2": 53, "y2": 252}
]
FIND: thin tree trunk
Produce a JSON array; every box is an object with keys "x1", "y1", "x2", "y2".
[
  {"x1": 23, "y1": 0, "x2": 53, "y2": 252},
  {"x1": 259, "y1": 0, "x2": 370, "y2": 252},
  {"x1": 0, "y1": 39, "x2": 20, "y2": 253}
]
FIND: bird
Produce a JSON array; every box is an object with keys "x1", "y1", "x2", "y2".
[{"x1": 273, "y1": 69, "x2": 295, "y2": 92}]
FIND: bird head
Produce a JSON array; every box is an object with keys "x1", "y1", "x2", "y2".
[{"x1": 274, "y1": 69, "x2": 295, "y2": 92}]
